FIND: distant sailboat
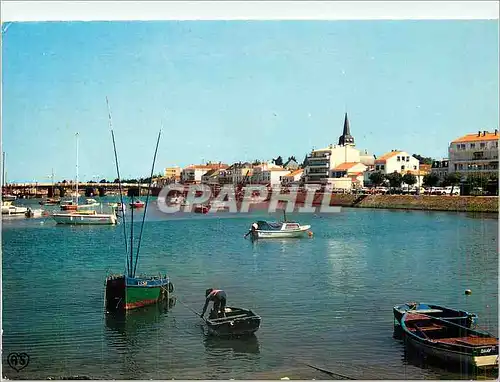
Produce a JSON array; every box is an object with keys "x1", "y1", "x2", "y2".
[
  {"x1": 52, "y1": 133, "x2": 117, "y2": 225},
  {"x1": 104, "y1": 97, "x2": 173, "y2": 313}
]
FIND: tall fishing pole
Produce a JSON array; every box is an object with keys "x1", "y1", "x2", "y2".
[
  {"x1": 133, "y1": 129, "x2": 162, "y2": 277},
  {"x1": 106, "y1": 96, "x2": 130, "y2": 275}
]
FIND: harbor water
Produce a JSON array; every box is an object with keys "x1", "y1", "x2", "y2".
[{"x1": 2, "y1": 197, "x2": 498, "y2": 379}]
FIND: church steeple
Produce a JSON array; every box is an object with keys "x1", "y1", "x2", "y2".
[{"x1": 338, "y1": 112, "x2": 355, "y2": 146}]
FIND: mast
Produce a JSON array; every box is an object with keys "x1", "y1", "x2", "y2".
[
  {"x1": 133, "y1": 129, "x2": 162, "y2": 277},
  {"x1": 107, "y1": 96, "x2": 130, "y2": 275},
  {"x1": 2, "y1": 152, "x2": 5, "y2": 190},
  {"x1": 75, "y1": 132, "x2": 79, "y2": 204}
]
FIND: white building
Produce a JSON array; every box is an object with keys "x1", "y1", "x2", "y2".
[
  {"x1": 181, "y1": 163, "x2": 228, "y2": 184},
  {"x1": 252, "y1": 163, "x2": 290, "y2": 185},
  {"x1": 374, "y1": 150, "x2": 420, "y2": 175},
  {"x1": 304, "y1": 113, "x2": 370, "y2": 189},
  {"x1": 448, "y1": 130, "x2": 499, "y2": 178},
  {"x1": 330, "y1": 162, "x2": 367, "y2": 190},
  {"x1": 281, "y1": 169, "x2": 304, "y2": 185},
  {"x1": 431, "y1": 159, "x2": 449, "y2": 181}
]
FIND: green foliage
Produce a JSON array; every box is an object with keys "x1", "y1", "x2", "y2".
[
  {"x1": 423, "y1": 173, "x2": 440, "y2": 188},
  {"x1": 412, "y1": 154, "x2": 433, "y2": 165},
  {"x1": 369, "y1": 171, "x2": 385, "y2": 186},
  {"x1": 386, "y1": 172, "x2": 403, "y2": 189},
  {"x1": 402, "y1": 173, "x2": 417, "y2": 186}
]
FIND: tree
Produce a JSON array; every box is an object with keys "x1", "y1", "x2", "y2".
[
  {"x1": 369, "y1": 171, "x2": 385, "y2": 187},
  {"x1": 300, "y1": 154, "x2": 309, "y2": 169},
  {"x1": 412, "y1": 154, "x2": 433, "y2": 165},
  {"x1": 423, "y1": 173, "x2": 440, "y2": 192},
  {"x1": 287, "y1": 156, "x2": 297, "y2": 163},
  {"x1": 252, "y1": 160, "x2": 261, "y2": 166},
  {"x1": 402, "y1": 173, "x2": 417, "y2": 193},
  {"x1": 99, "y1": 179, "x2": 107, "y2": 184},
  {"x1": 273, "y1": 156, "x2": 284, "y2": 166},
  {"x1": 386, "y1": 172, "x2": 403, "y2": 191},
  {"x1": 443, "y1": 172, "x2": 461, "y2": 195}
]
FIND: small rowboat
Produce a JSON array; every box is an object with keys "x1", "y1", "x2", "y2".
[
  {"x1": 393, "y1": 302, "x2": 477, "y2": 328},
  {"x1": 401, "y1": 312, "x2": 499, "y2": 369},
  {"x1": 248, "y1": 220, "x2": 311, "y2": 239},
  {"x1": 205, "y1": 307, "x2": 261, "y2": 337},
  {"x1": 130, "y1": 200, "x2": 145, "y2": 209}
]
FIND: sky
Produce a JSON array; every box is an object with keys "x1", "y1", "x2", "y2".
[{"x1": 2, "y1": 20, "x2": 498, "y2": 183}]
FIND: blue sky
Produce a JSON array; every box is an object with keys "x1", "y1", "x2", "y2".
[{"x1": 2, "y1": 20, "x2": 498, "y2": 182}]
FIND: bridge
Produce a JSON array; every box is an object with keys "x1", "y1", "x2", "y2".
[{"x1": 2, "y1": 182, "x2": 160, "y2": 198}]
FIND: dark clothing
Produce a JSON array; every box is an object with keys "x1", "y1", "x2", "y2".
[{"x1": 201, "y1": 290, "x2": 227, "y2": 318}]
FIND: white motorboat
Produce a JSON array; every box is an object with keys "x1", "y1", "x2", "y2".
[
  {"x1": 25, "y1": 208, "x2": 44, "y2": 218},
  {"x1": 1, "y1": 200, "x2": 28, "y2": 215},
  {"x1": 52, "y1": 210, "x2": 118, "y2": 225},
  {"x1": 77, "y1": 198, "x2": 100, "y2": 210},
  {"x1": 247, "y1": 220, "x2": 312, "y2": 239},
  {"x1": 2, "y1": 194, "x2": 17, "y2": 202},
  {"x1": 108, "y1": 202, "x2": 126, "y2": 213}
]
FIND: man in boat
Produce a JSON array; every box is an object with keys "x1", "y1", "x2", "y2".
[{"x1": 200, "y1": 288, "x2": 227, "y2": 319}]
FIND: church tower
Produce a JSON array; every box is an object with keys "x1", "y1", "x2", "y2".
[{"x1": 338, "y1": 113, "x2": 355, "y2": 146}]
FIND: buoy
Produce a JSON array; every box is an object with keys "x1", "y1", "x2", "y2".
[
  {"x1": 465, "y1": 289, "x2": 472, "y2": 295},
  {"x1": 308, "y1": 231, "x2": 313, "y2": 237}
]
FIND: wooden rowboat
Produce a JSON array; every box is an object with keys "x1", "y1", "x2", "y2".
[
  {"x1": 401, "y1": 312, "x2": 499, "y2": 369},
  {"x1": 393, "y1": 302, "x2": 477, "y2": 328},
  {"x1": 205, "y1": 307, "x2": 261, "y2": 337}
]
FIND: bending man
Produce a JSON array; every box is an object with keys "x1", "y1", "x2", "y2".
[{"x1": 201, "y1": 288, "x2": 227, "y2": 319}]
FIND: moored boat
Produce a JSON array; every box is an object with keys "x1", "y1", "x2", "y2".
[
  {"x1": 60, "y1": 200, "x2": 78, "y2": 211},
  {"x1": 105, "y1": 274, "x2": 174, "y2": 312},
  {"x1": 52, "y1": 210, "x2": 118, "y2": 225},
  {"x1": 394, "y1": 302, "x2": 477, "y2": 328},
  {"x1": 400, "y1": 312, "x2": 499, "y2": 369},
  {"x1": 40, "y1": 197, "x2": 60, "y2": 206},
  {"x1": 130, "y1": 200, "x2": 145, "y2": 209},
  {"x1": 103, "y1": 99, "x2": 173, "y2": 314},
  {"x1": 205, "y1": 306, "x2": 261, "y2": 337},
  {"x1": 1, "y1": 200, "x2": 28, "y2": 215},
  {"x1": 77, "y1": 198, "x2": 100, "y2": 210}
]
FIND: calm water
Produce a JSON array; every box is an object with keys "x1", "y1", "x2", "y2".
[{"x1": 2, "y1": 197, "x2": 498, "y2": 380}]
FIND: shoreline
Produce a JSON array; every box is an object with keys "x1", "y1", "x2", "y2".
[{"x1": 306, "y1": 194, "x2": 499, "y2": 214}]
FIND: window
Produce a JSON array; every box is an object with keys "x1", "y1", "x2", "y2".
[
  {"x1": 376, "y1": 165, "x2": 380, "y2": 170},
  {"x1": 397, "y1": 156, "x2": 400, "y2": 161},
  {"x1": 381, "y1": 165, "x2": 385, "y2": 170},
  {"x1": 401, "y1": 165, "x2": 405, "y2": 170},
  {"x1": 480, "y1": 142, "x2": 486, "y2": 148},
  {"x1": 413, "y1": 165, "x2": 417, "y2": 170},
  {"x1": 458, "y1": 164, "x2": 463, "y2": 170},
  {"x1": 461, "y1": 144, "x2": 466, "y2": 150},
  {"x1": 454, "y1": 164, "x2": 458, "y2": 170},
  {"x1": 406, "y1": 156, "x2": 410, "y2": 162},
  {"x1": 470, "y1": 143, "x2": 475, "y2": 149}
]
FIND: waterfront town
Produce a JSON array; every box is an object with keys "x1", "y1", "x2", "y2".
[{"x1": 3, "y1": 113, "x2": 498, "y2": 199}]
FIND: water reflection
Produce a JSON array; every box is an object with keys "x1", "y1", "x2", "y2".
[
  {"x1": 104, "y1": 297, "x2": 176, "y2": 336},
  {"x1": 401, "y1": 343, "x2": 499, "y2": 380},
  {"x1": 203, "y1": 334, "x2": 261, "y2": 355}
]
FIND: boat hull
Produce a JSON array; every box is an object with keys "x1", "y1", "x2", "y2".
[
  {"x1": 105, "y1": 275, "x2": 174, "y2": 313},
  {"x1": 401, "y1": 312, "x2": 499, "y2": 369},
  {"x1": 253, "y1": 225, "x2": 311, "y2": 239},
  {"x1": 205, "y1": 307, "x2": 261, "y2": 337},
  {"x1": 52, "y1": 213, "x2": 117, "y2": 225}
]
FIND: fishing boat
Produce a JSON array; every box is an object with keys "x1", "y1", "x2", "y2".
[
  {"x1": 3, "y1": 194, "x2": 17, "y2": 202},
  {"x1": 60, "y1": 200, "x2": 78, "y2": 210},
  {"x1": 54, "y1": 134, "x2": 116, "y2": 225},
  {"x1": 25, "y1": 208, "x2": 44, "y2": 218},
  {"x1": 1, "y1": 200, "x2": 28, "y2": 215},
  {"x1": 77, "y1": 198, "x2": 100, "y2": 210},
  {"x1": 109, "y1": 202, "x2": 126, "y2": 214},
  {"x1": 130, "y1": 200, "x2": 145, "y2": 209},
  {"x1": 103, "y1": 97, "x2": 174, "y2": 314},
  {"x1": 246, "y1": 210, "x2": 311, "y2": 239},
  {"x1": 52, "y1": 210, "x2": 118, "y2": 225},
  {"x1": 40, "y1": 197, "x2": 60, "y2": 206},
  {"x1": 205, "y1": 307, "x2": 261, "y2": 337},
  {"x1": 400, "y1": 312, "x2": 499, "y2": 369},
  {"x1": 394, "y1": 302, "x2": 477, "y2": 328}
]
